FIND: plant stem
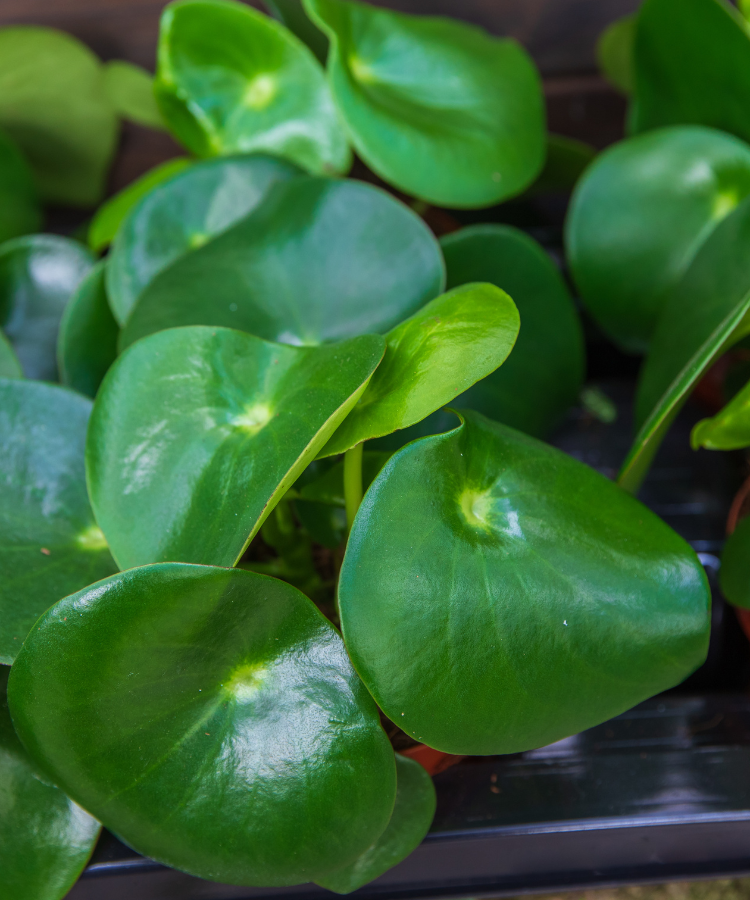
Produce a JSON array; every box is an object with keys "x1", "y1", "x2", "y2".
[{"x1": 344, "y1": 443, "x2": 364, "y2": 532}]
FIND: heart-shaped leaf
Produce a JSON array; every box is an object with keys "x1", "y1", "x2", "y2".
[
  {"x1": 0, "y1": 235, "x2": 94, "y2": 381},
  {"x1": 719, "y1": 517, "x2": 750, "y2": 607},
  {"x1": 597, "y1": 14, "x2": 635, "y2": 95},
  {"x1": 691, "y1": 377, "x2": 750, "y2": 450},
  {"x1": 0, "y1": 667, "x2": 100, "y2": 900},
  {"x1": 0, "y1": 27, "x2": 118, "y2": 206},
  {"x1": 619, "y1": 194, "x2": 750, "y2": 493},
  {"x1": 8, "y1": 564, "x2": 397, "y2": 886},
  {"x1": 316, "y1": 754, "x2": 436, "y2": 894},
  {"x1": 321, "y1": 283, "x2": 519, "y2": 456},
  {"x1": 0, "y1": 332, "x2": 22, "y2": 378},
  {"x1": 155, "y1": 0, "x2": 350, "y2": 175},
  {"x1": 103, "y1": 61, "x2": 166, "y2": 130},
  {"x1": 57, "y1": 262, "x2": 119, "y2": 399},
  {"x1": 0, "y1": 379, "x2": 117, "y2": 665},
  {"x1": 119, "y1": 175, "x2": 445, "y2": 349},
  {"x1": 87, "y1": 325, "x2": 385, "y2": 569},
  {"x1": 304, "y1": 0, "x2": 545, "y2": 208},
  {"x1": 0, "y1": 130, "x2": 41, "y2": 244},
  {"x1": 106, "y1": 153, "x2": 300, "y2": 326},
  {"x1": 566, "y1": 126, "x2": 750, "y2": 353},
  {"x1": 266, "y1": 0, "x2": 329, "y2": 63},
  {"x1": 340, "y1": 410, "x2": 710, "y2": 755}
]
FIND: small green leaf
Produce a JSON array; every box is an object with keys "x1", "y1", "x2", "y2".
[
  {"x1": 103, "y1": 60, "x2": 166, "y2": 130},
  {"x1": 87, "y1": 325, "x2": 385, "y2": 570},
  {"x1": 266, "y1": 0, "x2": 329, "y2": 63},
  {"x1": 106, "y1": 153, "x2": 300, "y2": 326},
  {"x1": 0, "y1": 27, "x2": 118, "y2": 207},
  {"x1": 321, "y1": 283, "x2": 519, "y2": 456},
  {"x1": 0, "y1": 129, "x2": 41, "y2": 243},
  {"x1": 619, "y1": 194, "x2": 750, "y2": 493},
  {"x1": 57, "y1": 262, "x2": 119, "y2": 398},
  {"x1": 304, "y1": 0, "x2": 545, "y2": 208},
  {"x1": 119, "y1": 175, "x2": 445, "y2": 349},
  {"x1": 0, "y1": 379, "x2": 117, "y2": 665},
  {"x1": 567, "y1": 126, "x2": 750, "y2": 354},
  {"x1": 0, "y1": 235, "x2": 94, "y2": 381},
  {"x1": 0, "y1": 332, "x2": 22, "y2": 378},
  {"x1": 691, "y1": 376, "x2": 750, "y2": 450},
  {"x1": 597, "y1": 14, "x2": 635, "y2": 94},
  {"x1": 299, "y1": 451, "x2": 391, "y2": 505},
  {"x1": 316, "y1": 754, "x2": 436, "y2": 894},
  {"x1": 720, "y1": 517, "x2": 750, "y2": 607},
  {"x1": 155, "y1": 0, "x2": 351, "y2": 174},
  {"x1": 8, "y1": 564, "x2": 397, "y2": 886},
  {"x1": 531, "y1": 133, "x2": 596, "y2": 194},
  {"x1": 580, "y1": 385, "x2": 618, "y2": 424},
  {"x1": 0, "y1": 667, "x2": 100, "y2": 900},
  {"x1": 340, "y1": 410, "x2": 710, "y2": 755}
]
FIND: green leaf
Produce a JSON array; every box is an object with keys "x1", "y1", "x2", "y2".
[
  {"x1": 103, "y1": 60, "x2": 166, "y2": 130},
  {"x1": 155, "y1": 0, "x2": 351, "y2": 175},
  {"x1": 631, "y1": 0, "x2": 750, "y2": 143},
  {"x1": 0, "y1": 129, "x2": 41, "y2": 243},
  {"x1": 0, "y1": 27, "x2": 119, "y2": 206},
  {"x1": 531, "y1": 133, "x2": 596, "y2": 195},
  {"x1": 299, "y1": 451, "x2": 391, "y2": 505},
  {"x1": 340, "y1": 410, "x2": 710, "y2": 755},
  {"x1": 597, "y1": 14, "x2": 635, "y2": 94},
  {"x1": 0, "y1": 667, "x2": 100, "y2": 900},
  {"x1": 88, "y1": 157, "x2": 193, "y2": 254},
  {"x1": 720, "y1": 516, "x2": 750, "y2": 607},
  {"x1": 266, "y1": 0, "x2": 329, "y2": 63},
  {"x1": 106, "y1": 153, "x2": 300, "y2": 326},
  {"x1": 87, "y1": 325, "x2": 385, "y2": 570},
  {"x1": 691, "y1": 376, "x2": 750, "y2": 450},
  {"x1": 316, "y1": 754, "x2": 436, "y2": 894},
  {"x1": 57, "y1": 262, "x2": 119, "y2": 399},
  {"x1": 619, "y1": 194, "x2": 750, "y2": 493},
  {"x1": 293, "y1": 500, "x2": 347, "y2": 549},
  {"x1": 119, "y1": 175, "x2": 445, "y2": 349},
  {"x1": 8, "y1": 564, "x2": 397, "y2": 886},
  {"x1": 303, "y1": 0, "x2": 545, "y2": 208},
  {"x1": 0, "y1": 235, "x2": 94, "y2": 381},
  {"x1": 567, "y1": 126, "x2": 750, "y2": 354},
  {"x1": 741, "y1": 0, "x2": 750, "y2": 20},
  {"x1": 0, "y1": 379, "x2": 117, "y2": 665},
  {"x1": 0, "y1": 332, "x2": 22, "y2": 378},
  {"x1": 321, "y1": 283, "x2": 519, "y2": 456}
]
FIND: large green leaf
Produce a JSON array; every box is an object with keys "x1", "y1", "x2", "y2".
[
  {"x1": 719, "y1": 517, "x2": 750, "y2": 607},
  {"x1": 0, "y1": 332, "x2": 21, "y2": 379},
  {"x1": 340, "y1": 410, "x2": 710, "y2": 755},
  {"x1": 0, "y1": 379, "x2": 117, "y2": 665},
  {"x1": 57, "y1": 262, "x2": 119, "y2": 399},
  {"x1": 106, "y1": 153, "x2": 300, "y2": 326},
  {"x1": 155, "y1": 0, "x2": 350, "y2": 175},
  {"x1": 103, "y1": 61, "x2": 166, "y2": 131},
  {"x1": 316, "y1": 754, "x2": 435, "y2": 894},
  {"x1": 0, "y1": 667, "x2": 100, "y2": 900},
  {"x1": 597, "y1": 15, "x2": 635, "y2": 95},
  {"x1": 691, "y1": 378, "x2": 750, "y2": 450},
  {"x1": 87, "y1": 325, "x2": 385, "y2": 570},
  {"x1": 619, "y1": 195, "x2": 750, "y2": 493},
  {"x1": 304, "y1": 0, "x2": 545, "y2": 208},
  {"x1": 0, "y1": 129, "x2": 41, "y2": 244},
  {"x1": 0, "y1": 27, "x2": 118, "y2": 207},
  {"x1": 321, "y1": 283, "x2": 519, "y2": 456},
  {"x1": 566, "y1": 126, "x2": 750, "y2": 354},
  {"x1": 266, "y1": 0, "x2": 329, "y2": 63},
  {"x1": 631, "y1": 0, "x2": 750, "y2": 144},
  {"x1": 119, "y1": 175, "x2": 445, "y2": 349},
  {"x1": 8, "y1": 564, "x2": 397, "y2": 886},
  {"x1": 0, "y1": 235, "x2": 94, "y2": 381}
]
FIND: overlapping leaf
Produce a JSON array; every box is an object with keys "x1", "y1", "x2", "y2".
[
  {"x1": 597, "y1": 14, "x2": 635, "y2": 95},
  {"x1": 0, "y1": 130, "x2": 41, "y2": 244},
  {"x1": 720, "y1": 517, "x2": 750, "y2": 607},
  {"x1": 266, "y1": 0, "x2": 329, "y2": 63},
  {"x1": 0, "y1": 332, "x2": 21, "y2": 379},
  {"x1": 103, "y1": 61, "x2": 166, "y2": 130}
]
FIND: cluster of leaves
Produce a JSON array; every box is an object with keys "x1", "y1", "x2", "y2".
[{"x1": 0, "y1": 0, "x2": 716, "y2": 898}]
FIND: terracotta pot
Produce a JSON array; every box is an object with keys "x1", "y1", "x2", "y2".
[{"x1": 400, "y1": 743, "x2": 466, "y2": 776}]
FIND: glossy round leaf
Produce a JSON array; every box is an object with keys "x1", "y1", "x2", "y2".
[
  {"x1": 0, "y1": 27, "x2": 118, "y2": 206},
  {"x1": 155, "y1": 0, "x2": 350, "y2": 175},
  {"x1": 322, "y1": 283, "x2": 519, "y2": 456},
  {"x1": 316, "y1": 754, "x2": 436, "y2": 894},
  {"x1": 0, "y1": 379, "x2": 116, "y2": 665},
  {"x1": 120, "y1": 176, "x2": 445, "y2": 349},
  {"x1": 566, "y1": 126, "x2": 750, "y2": 353},
  {"x1": 0, "y1": 235, "x2": 94, "y2": 381},
  {"x1": 103, "y1": 61, "x2": 165, "y2": 130},
  {"x1": 87, "y1": 325, "x2": 385, "y2": 570},
  {"x1": 8, "y1": 564, "x2": 397, "y2": 886},
  {"x1": 0, "y1": 332, "x2": 22, "y2": 379},
  {"x1": 340, "y1": 410, "x2": 710, "y2": 755},
  {"x1": 597, "y1": 14, "x2": 635, "y2": 95},
  {"x1": 0, "y1": 129, "x2": 41, "y2": 243},
  {"x1": 691, "y1": 377, "x2": 750, "y2": 450},
  {"x1": 57, "y1": 262, "x2": 119, "y2": 399},
  {"x1": 304, "y1": 0, "x2": 545, "y2": 208},
  {"x1": 0, "y1": 666, "x2": 100, "y2": 900},
  {"x1": 720, "y1": 517, "x2": 750, "y2": 608},
  {"x1": 106, "y1": 153, "x2": 300, "y2": 326}
]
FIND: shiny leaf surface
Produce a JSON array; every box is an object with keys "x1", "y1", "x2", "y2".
[
  {"x1": 340, "y1": 411, "x2": 710, "y2": 755},
  {"x1": 120, "y1": 176, "x2": 444, "y2": 348},
  {"x1": 566, "y1": 126, "x2": 750, "y2": 353},
  {"x1": 0, "y1": 332, "x2": 22, "y2": 379},
  {"x1": 155, "y1": 0, "x2": 350, "y2": 174},
  {"x1": 106, "y1": 153, "x2": 299, "y2": 326},
  {"x1": 597, "y1": 14, "x2": 635, "y2": 94},
  {"x1": 322, "y1": 283, "x2": 519, "y2": 456},
  {"x1": 720, "y1": 517, "x2": 750, "y2": 608},
  {"x1": 0, "y1": 130, "x2": 41, "y2": 243},
  {"x1": 8, "y1": 564, "x2": 397, "y2": 886},
  {"x1": 0, "y1": 236, "x2": 94, "y2": 381},
  {"x1": 104, "y1": 61, "x2": 166, "y2": 130},
  {"x1": 87, "y1": 326, "x2": 385, "y2": 569},
  {"x1": 304, "y1": 0, "x2": 545, "y2": 208},
  {"x1": 691, "y1": 377, "x2": 750, "y2": 450},
  {"x1": 0, "y1": 379, "x2": 116, "y2": 665}
]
